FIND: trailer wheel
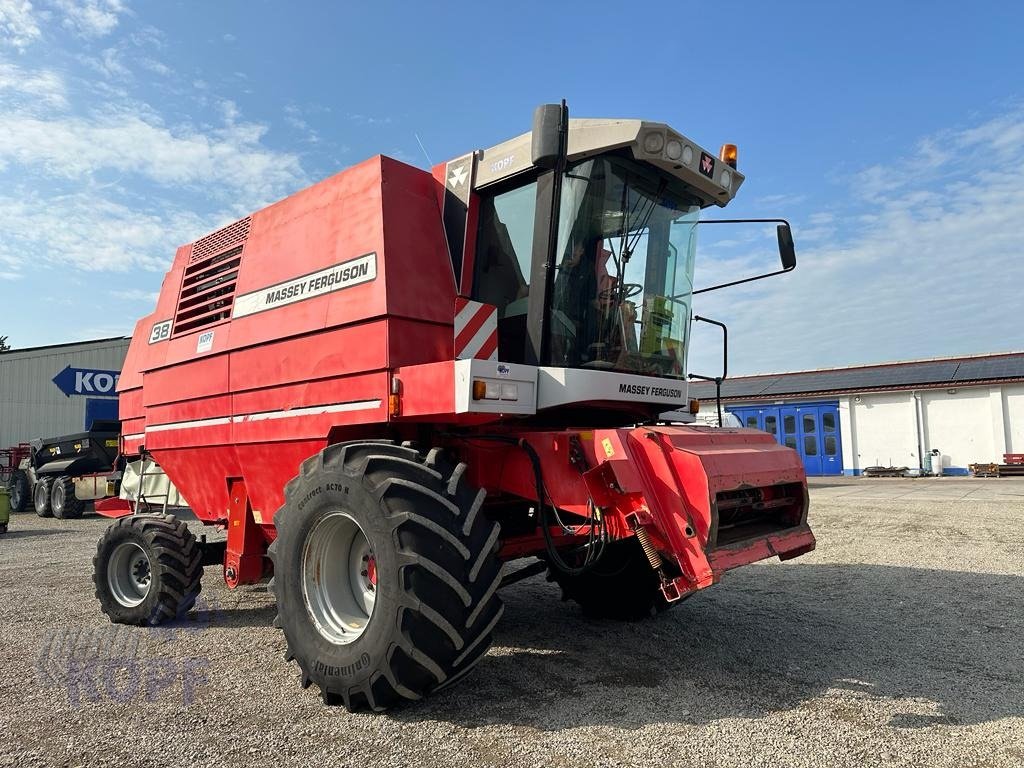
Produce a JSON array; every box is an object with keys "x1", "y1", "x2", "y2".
[
  {"x1": 93, "y1": 514, "x2": 203, "y2": 626},
  {"x1": 33, "y1": 476, "x2": 53, "y2": 517},
  {"x1": 51, "y1": 476, "x2": 84, "y2": 519},
  {"x1": 8, "y1": 469, "x2": 30, "y2": 513},
  {"x1": 549, "y1": 538, "x2": 678, "y2": 620},
  {"x1": 269, "y1": 441, "x2": 502, "y2": 711}
]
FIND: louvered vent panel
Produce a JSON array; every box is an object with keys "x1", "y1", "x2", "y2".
[
  {"x1": 189, "y1": 216, "x2": 251, "y2": 263},
  {"x1": 173, "y1": 245, "x2": 243, "y2": 335}
]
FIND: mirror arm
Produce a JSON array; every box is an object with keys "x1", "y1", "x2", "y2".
[
  {"x1": 693, "y1": 266, "x2": 793, "y2": 295},
  {"x1": 692, "y1": 218, "x2": 796, "y2": 295}
]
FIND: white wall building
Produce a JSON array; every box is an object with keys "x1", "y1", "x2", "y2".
[
  {"x1": 690, "y1": 352, "x2": 1024, "y2": 476},
  {"x1": 0, "y1": 337, "x2": 130, "y2": 449}
]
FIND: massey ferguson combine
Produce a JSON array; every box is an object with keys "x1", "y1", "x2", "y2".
[{"x1": 94, "y1": 104, "x2": 814, "y2": 710}]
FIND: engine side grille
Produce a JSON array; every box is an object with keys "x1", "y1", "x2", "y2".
[
  {"x1": 173, "y1": 216, "x2": 252, "y2": 336},
  {"x1": 173, "y1": 244, "x2": 243, "y2": 335},
  {"x1": 189, "y1": 216, "x2": 251, "y2": 263}
]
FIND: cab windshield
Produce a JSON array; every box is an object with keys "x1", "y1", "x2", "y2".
[{"x1": 550, "y1": 156, "x2": 699, "y2": 379}]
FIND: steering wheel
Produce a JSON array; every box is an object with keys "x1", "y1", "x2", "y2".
[{"x1": 599, "y1": 282, "x2": 643, "y2": 302}]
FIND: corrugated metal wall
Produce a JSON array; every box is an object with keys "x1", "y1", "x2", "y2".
[{"x1": 0, "y1": 337, "x2": 130, "y2": 448}]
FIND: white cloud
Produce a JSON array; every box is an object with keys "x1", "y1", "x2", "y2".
[
  {"x1": 52, "y1": 0, "x2": 126, "y2": 38},
  {"x1": 0, "y1": 0, "x2": 41, "y2": 50},
  {"x1": 110, "y1": 288, "x2": 159, "y2": 302},
  {"x1": 78, "y1": 45, "x2": 129, "y2": 78},
  {"x1": 0, "y1": 189, "x2": 217, "y2": 272},
  {"x1": 0, "y1": 61, "x2": 65, "y2": 107},
  {"x1": 690, "y1": 107, "x2": 1024, "y2": 376},
  {"x1": 0, "y1": 110, "x2": 305, "y2": 200},
  {"x1": 138, "y1": 56, "x2": 169, "y2": 76},
  {"x1": 0, "y1": 58, "x2": 308, "y2": 282}
]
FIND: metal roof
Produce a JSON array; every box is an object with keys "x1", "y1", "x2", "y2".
[{"x1": 689, "y1": 351, "x2": 1024, "y2": 401}]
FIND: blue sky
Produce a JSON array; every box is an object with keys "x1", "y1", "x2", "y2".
[{"x1": 0, "y1": 1, "x2": 1022, "y2": 375}]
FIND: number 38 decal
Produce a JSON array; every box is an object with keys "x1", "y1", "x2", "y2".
[{"x1": 149, "y1": 320, "x2": 172, "y2": 344}]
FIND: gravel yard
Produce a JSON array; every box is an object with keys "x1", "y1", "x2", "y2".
[{"x1": 1, "y1": 477, "x2": 1021, "y2": 768}]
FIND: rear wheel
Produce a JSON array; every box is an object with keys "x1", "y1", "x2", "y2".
[
  {"x1": 549, "y1": 538, "x2": 677, "y2": 620},
  {"x1": 93, "y1": 514, "x2": 203, "y2": 625},
  {"x1": 269, "y1": 441, "x2": 503, "y2": 711},
  {"x1": 33, "y1": 477, "x2": 53, "y2": 518},
  {"x1": 51, "y1": 476, "x2": 84, "y2": 519},
  {"x1": 8, "y1": 469, "x2": 30, "y2": 513}
]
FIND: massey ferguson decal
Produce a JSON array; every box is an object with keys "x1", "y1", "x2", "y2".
[
  {"x1": 232, "y1": 253, "x2": 377, "y2": 318},
  {"x1": 618, "y1": 382, "x2": 683, "y2": 399},
  {"x1": 442, "y1": 153, "x2": 474, "y2": 286},
  {"x1": 698, "y1": 151, "x2": 715, "y2": 179}
]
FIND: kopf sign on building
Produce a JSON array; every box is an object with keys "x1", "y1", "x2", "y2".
[{"x1": 52, "y1": 366, "x2": 121, "y2": 398}]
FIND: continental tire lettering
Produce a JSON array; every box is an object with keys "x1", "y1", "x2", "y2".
[
  {"x1": 232, "y1": 253, "x2": 377, "y2": 318},
  {"x1": 297, "y1": 483, "x2": 351, "y2": 511},
  {"x1": 313, "y1": 652, "x2": 371, "y2": 678},
  {"x1": 296, "y1": 486, "x2": 323, "y2": 511}
]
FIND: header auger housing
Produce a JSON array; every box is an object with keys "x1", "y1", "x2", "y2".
[{"x1": 94, "y1": 103, "x2": 814, "y2": 711}]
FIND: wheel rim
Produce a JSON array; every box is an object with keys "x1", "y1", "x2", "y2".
[
  {"x1": 52, "y1": 482, "x2": 64, "y2": 513},
  {"x1": 107, "y1": 542, "x2": 152, "y2": 607},
  {"x1": 34, "y1": 483, "x2": 47, "y2": 510},
  {"x1": 301, "y1": 512, "x2": 376, "y2": 645}
]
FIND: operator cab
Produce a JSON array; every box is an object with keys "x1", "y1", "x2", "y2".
[
  {"x1": 437, "y1": 110, "x2": 790, "y2": 423},
  {"x1": 475, "y1": 155, "x2": 701, "y2": 379}
]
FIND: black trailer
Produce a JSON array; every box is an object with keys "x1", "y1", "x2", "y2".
[{"x1": 7, "y1": 420, "x2": 121, "y2": 518}]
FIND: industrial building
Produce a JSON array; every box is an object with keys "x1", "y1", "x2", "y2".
[
  {"x1": 0, "y1": 337, "x2": 130, "y2": 450},
  {"x1": 690, "y1": 351, "x2": 1024, "y2": 477}
]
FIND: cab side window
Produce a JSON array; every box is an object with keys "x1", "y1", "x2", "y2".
[{"x1": 473, "y1": 181, "x2": 537, "y2": 361}]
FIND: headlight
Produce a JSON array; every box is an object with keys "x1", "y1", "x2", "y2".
[{"x1": 643, "y1": 132, "x2": 665, "y2": 154}]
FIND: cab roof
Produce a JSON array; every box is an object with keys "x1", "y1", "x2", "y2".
[{"x1": 470, "y1": 118, "x2": 744, "y2": 207}]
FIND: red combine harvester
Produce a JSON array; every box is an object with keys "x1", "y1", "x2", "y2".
[{"x1": 95, "y1": 104, "x2": 814, "y2": 710}]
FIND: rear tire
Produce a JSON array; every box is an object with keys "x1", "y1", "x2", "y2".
[
  {"x1": 549, "y1": 538, "x2": 676, "y2": 620},
  {"x1": 51, "y1": 476, "x2": 84, "y2": 519},
  {"x1": 269, "y1": 441, "x2": 503, "y2": 711},
  {"x1": 34, "y1": 476, "x2": 53, "y2": 518},
  {"x1": 8, "y1": 469, "x2": 30, "y2": 513},
  {"x1": 93, "y1": 514, "x2": 203, "y2": 626}
]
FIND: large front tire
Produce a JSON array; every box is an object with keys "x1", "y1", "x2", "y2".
[
  {"x1": 93, "y1": 514, "x2": 203, "y2": 625},
  {"x1": 269, "y1": 441, "x2": 503, "y2": 711}
]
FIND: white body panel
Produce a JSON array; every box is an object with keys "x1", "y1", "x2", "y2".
[{"x1": 453, "y1": 360, "x2": 690, "y2": 416}]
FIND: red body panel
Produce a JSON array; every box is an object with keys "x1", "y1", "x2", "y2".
[
  {"x1": 120, "y1": 157, "x2": 457, "y2": 526},
  {"x1": 476, "y1": 425, "x2": 812, "y2": 597}
]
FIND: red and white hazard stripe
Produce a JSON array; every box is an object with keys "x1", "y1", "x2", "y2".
[{"x1": 454, "y1": 298, "x2": 498, "y2": 360}]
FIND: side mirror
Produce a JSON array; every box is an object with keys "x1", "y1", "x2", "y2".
[
  {"x1": 531, "y1": 102, "x2": 568, "y2": 169},
  {"x1": 777, "y1": 223, "x2": 796, "y2": 271}
]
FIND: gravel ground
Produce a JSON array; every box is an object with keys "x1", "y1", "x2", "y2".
[{"x1": 1, "y1": 477, "x2": 1021, "y2": 768}]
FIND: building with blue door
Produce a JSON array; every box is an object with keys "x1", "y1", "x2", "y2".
[
  {"x1": 689, "y1": 351, "x2": 1024, "y2": 477},
  {"x1": 729, "y1": 402, "x2": 844, "y2": 476}
]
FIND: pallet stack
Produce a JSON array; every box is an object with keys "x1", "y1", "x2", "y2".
[
  {"x1": 970, "y1": 454, "x2": 1024, "y2": 477},
  {"x1": 1001, "y1": 454, "x2": 1024, "y2": 477}
]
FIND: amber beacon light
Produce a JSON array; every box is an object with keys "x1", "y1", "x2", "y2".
[{"x1": 719, "y1": 143, "x2": 738, "y2": 168}]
